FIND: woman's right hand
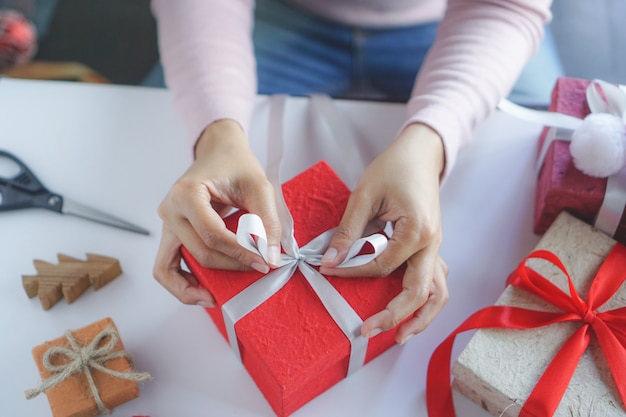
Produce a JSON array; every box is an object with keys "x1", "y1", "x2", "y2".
[{"x1": 153, "y1": 119, "x2": 282, "y2": 306}]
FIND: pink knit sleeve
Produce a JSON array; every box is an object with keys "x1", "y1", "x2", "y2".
[
  {"x1": 151, "y1": 0, "x2": 256, "y2": 145},
  {"x1": 405, "y1": 0, "x2": 552, "y2": 179}
]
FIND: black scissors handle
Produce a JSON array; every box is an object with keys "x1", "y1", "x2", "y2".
[{"x1": 0, "y1": 150, "x2": 63, "y2": 213}]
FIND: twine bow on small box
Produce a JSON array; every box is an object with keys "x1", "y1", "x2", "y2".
[{"x1": 25, "y1": 327, "x2": 152, "y2": 415}]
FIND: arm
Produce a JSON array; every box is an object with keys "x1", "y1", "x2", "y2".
[
  {"x1": 322, "y1": 0, "x2": 552, "y2": 343},
  {"x1": 152, "y1": 0, "x2": 257, "y2": 142},
  {"x1": 408, "y1": 0, "x2": 552, "y2": 178},
  {"x1": 152, "y1": 0, "x2": 282, "y2": 305}
]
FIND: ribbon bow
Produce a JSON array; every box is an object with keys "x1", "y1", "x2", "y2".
[
  {"x1": 224, "y1": 213, "x2": 387, "y2": 375},
  {"x1": 220, "y1": 95, "x2": 390, "y2": 376},
  {"x1": 25, "y1": 327, "x2": 152, "y2": 414},
  {"x1": 498, "y1": 79, "x2": 626, "y2": 238},
  {"x1": 427, "y1": 245, "x2": 626, "y2": 417}
]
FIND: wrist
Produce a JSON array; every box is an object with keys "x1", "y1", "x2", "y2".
[
  {"x1": 398, "y1": 123, "x2": 445, "y2": 178},
  {"x1": 194, "y1": 119, "x2": 247, "y2": 159}
]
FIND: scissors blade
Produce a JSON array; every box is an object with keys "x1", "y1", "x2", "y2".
[{"x1": 61, "y1": 197, "x2": 150, "y2": 236}]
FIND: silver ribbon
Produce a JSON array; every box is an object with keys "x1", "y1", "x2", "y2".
[
  {"x1": 309, "y1": 94, "x2": 365, "y2": 188},
  {"x1": 497, "y1": 80, "x2": 626, "y2": 237},
  {"x1": 221, "y1": 95, "x2": 389, "y2": 376}
]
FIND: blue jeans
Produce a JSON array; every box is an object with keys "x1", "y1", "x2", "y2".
[
  {"x1": 253, "y1": 0, "x2": 438, "y2": 101},
  {"x1": 147, "y1": 0, "x2": 563, "y2": 106}
]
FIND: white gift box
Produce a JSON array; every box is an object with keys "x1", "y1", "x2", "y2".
[{"x1": 452, "y1": 212, "x2": 626, "y2": 417}]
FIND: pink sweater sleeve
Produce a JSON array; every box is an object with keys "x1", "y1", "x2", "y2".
[
  {"x1": 406, "y1": 0, "x2": 552, "y2": 179},
  {"x1": 153, "y1": 0, "x2": 551, "y2": 177},
  {"x1": 151, "y1": 0, "x2": 256, "y2": 144}
]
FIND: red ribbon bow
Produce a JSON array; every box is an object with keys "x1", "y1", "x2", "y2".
[{"x1": 427, "y1": 245, "x2": 626, "y2": 417}]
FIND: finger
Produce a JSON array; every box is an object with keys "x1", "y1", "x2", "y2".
[
  {"x1": 173, "y1": 213, "x2": 266, "y2": 272},
  {"x1": 360, "y1": 245, "x2": 439, "y2": 341},
  {"x1": 395, "y1": 258, "x2": 449, "y2": 343},
  {"x1": 183, "y1": 233, "x2": 260, "y2": 272},
  {"x1": 211, "y1": 201, "x2": 235, "y2": 218},
  {"x1": 153, "y1": 227, "x2": 216, "y2": 306},
  {"x1": 184, "y1": 197, "x2": 269, "y2": 270},
  {"x1": 321, "y1": 189, "x2": 372, "y2": 267}
]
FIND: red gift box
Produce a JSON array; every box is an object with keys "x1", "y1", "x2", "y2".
[
  {"x1": 534, "y1": 77, "x2": 626, "y2": 242},
  {"x1": 182, "y1": 161, "x2": 404, "y2": 417}
]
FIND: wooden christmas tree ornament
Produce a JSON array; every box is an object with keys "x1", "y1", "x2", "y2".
[{"x1": 22, "y1": 253, "x2": 122, "y2": 310}]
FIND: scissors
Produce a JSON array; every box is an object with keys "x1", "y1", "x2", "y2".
[{"x1": 0, "y1": 149, "x2": 150, "y2": 235}]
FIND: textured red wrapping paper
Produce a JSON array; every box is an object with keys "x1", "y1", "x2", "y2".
[
  {"x1": 534, "y1": 77, "x2": 626, "y2": 243},
  {"x1": 181, "y1": 161, "x2": 404, "y2": 417}
]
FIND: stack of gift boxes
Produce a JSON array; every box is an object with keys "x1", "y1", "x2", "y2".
[
  {"x1": 430, "y1": 77, "x2": 626, "y2": 417},
  {"x1": 177, "y1": 77, "x2": 626, "y2": 417}
]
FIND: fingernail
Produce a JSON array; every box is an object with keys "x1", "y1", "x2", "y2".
[
  {"x1": 197, "y1": 300, "x2": 215, "y2": 308},
  {"x1": 366, "y1": 328, "x2": 383, "y2": 339},
  {"x1": 252, "y1": 262, "x2": 270, "y2": 274},
  {"x1": 268, "y1": 245, "x2": 281, "y2": 267},
  {"x1": 321, "y1": 247, "x2": 338, "y2": 264},
  {"x1": 400, "y1": 334, "x2": 414, "y2": 345}
]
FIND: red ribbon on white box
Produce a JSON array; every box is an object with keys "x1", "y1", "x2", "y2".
[
  {"x1": 427, "y1": 245, "x2": 626, "y2": 417},
  {"x1": 498, "y1": 80, "x2": 626, "y2": 238},
  {"x1": 221, "y1": 95, "x2": 389, "y2": 376}
]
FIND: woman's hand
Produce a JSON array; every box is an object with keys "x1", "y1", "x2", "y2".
[
  {"x1": 319, "y1": 122, "x2": 449, "y2": 344},
  {"x1": 153, "y1": 119, "x2": 282, "y2": 306}
]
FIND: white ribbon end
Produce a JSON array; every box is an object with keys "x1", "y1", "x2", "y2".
[
  {"x1": 338, "y1": 233, "x2": 388, "y2": 268},
  {"x1": 237, "y1": 214, "x2": 269, "y2": 263}
]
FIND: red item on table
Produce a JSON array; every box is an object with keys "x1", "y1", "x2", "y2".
[
  {"x1": 182, "y1": 161, "x2": 404, "y2": 417},
  {"x1": 534, "y1": 77, "x2": 626, "y2": 242},
  {"x1": 0, "y1": 9, "x2": 36, "y2": 70}
]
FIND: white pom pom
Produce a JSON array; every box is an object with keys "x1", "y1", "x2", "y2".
[{"x1": 570, "y1": 113, "x2": 626, "y2": 177}]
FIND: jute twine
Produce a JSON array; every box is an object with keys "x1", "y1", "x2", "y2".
[{"x1": 25, "y1": 327, "x2": 152, "y2": 414}]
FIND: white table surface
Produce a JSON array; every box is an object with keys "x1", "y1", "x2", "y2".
[{"x1": 0, "y1": 78, "x2": 543, "y2": 417}]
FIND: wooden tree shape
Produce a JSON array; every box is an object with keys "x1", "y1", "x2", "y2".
[{"x1": 22, "y1": 253, "x2": 122, "y2": 310}]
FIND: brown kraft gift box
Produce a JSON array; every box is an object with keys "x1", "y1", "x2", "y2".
[
  {"x1": 453, "y1": 212, "x2": 626, "y2": 416},
  {"x1": 30, "y1": 317, "x2": 143, "y2": 417}
]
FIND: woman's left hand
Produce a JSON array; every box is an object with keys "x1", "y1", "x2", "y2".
[{"x1": 319, "y1": 122, "x2": 448, "y2": 344}]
